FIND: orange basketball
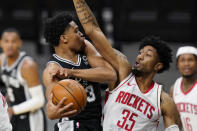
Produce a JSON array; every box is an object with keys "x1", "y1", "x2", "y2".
[{"x1": 52, "y1": 79, "x2": 87, "y2": 114}]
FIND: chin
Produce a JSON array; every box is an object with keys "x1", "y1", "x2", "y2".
[
  {"x1": 7, "y1": 54, "x2": 15, "y2": 58},
  {"x1": 182, "y1": 74, "x2": 193, "y2": 78},
  {"x1": 132, "y1": 68, "x2": 142, "y2": 76}
]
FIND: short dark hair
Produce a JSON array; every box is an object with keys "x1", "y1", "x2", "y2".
[
  {"x1": 43, "y1": 12, "x2": 74, "y2": 47},
  {"x1": 139, "y1": 35, "x2": 172, "y2": 73},
  {"x1": 1, "y1": 28, "x2": 21, "y2": 38}
]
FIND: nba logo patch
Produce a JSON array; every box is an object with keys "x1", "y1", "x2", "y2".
[{"x1": 76, "y1": 122, "x2": 80, "y2": 128}]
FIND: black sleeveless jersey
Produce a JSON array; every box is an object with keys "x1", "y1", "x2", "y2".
[
  {"x1": 1, "y1": 52, "x2": 31, "y2": 106},
  {"x1": 49, "y1": 53, "x2": 102, "y2": 120}
]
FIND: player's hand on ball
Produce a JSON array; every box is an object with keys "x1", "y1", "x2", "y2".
[
  {"x1": 48, "y1": 65, "x2": 65, "y2": 80},
  {"x1": 46, "y1": 93, "x2": 78, "y2": 120}
]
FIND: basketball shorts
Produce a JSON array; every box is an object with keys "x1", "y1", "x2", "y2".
[
  {"x1": 11, "y1": 109, "x2": 46, "y2": 131},
  {"x1": 54, "y1": 118, "x2": 102, "y2": 131}
]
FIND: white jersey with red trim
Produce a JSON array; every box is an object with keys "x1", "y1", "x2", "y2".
[
  {"x1": 173, "y1": 77, "x2": 197, "y2": 131},
  {"x1": 0, "y1": 92, "x2": 12, "y2": 131},
  {"x1": 103, "y1": 73, "x2": 162, "y2": 131}
]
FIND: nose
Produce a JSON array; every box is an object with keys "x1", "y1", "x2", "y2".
[
  {"x1": 183, "y1": 60, "x2": 190, "y2": 67},
  {"x1": 137, "y1": 52, "x2": 144, "y2": 60}
]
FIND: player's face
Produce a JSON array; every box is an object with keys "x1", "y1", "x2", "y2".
[
  {"x1": 134, "y1": 45, "x2": 160, "y2": 74},
  {"x1": 0, "y1": 32, "x2": 21, "y2": 58},
  {"x1": 65, "y1": 21, "x2": 85, "y2": 52},
  {"x1": 177, "y1": 54, "x2": 197, "y2": 77}
]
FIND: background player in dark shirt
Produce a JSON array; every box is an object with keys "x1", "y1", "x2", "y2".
[
  {"x1": 0, "y1": 28, "x2": 46, "y2": 131},
  {"x1": 42, "y1": 12, "x2": 117, "y2": 131}
]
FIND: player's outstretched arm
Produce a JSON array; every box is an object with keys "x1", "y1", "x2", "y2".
[
  {"x1": 72, "y1": 0, "x2": 131, "y2": 80},
  {"x1": 42, "y1": 64, "x2": 77, "y2": 120},
  {"x1": 161, "y1": 91, "x2": 182, "y2": 130}
]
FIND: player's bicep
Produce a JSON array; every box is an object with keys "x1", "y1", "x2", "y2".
[
  {"x1": 42, "y1": 67, "x2": 56, "y2": 100},
  {"x1": 169, "y1": 84, "x2": 174, "y2": 98},
  {"x1": 21, "y1": 59, "x2": 40, "y2": 87},
  {"x1": 161, "y1": 91, "x2": 182, "y2": 129}
]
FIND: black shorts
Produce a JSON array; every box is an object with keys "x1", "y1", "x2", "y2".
[
  {"x1": 11, "y1": 110, "x2": 46, "y2": 131},
  {"x1": 54, "y1": 118, "x2": 102, "y2": 131}
]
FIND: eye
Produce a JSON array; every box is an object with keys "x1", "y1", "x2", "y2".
[{"x1": 146, "y1": 54, "x2": 151, "y2": 57}]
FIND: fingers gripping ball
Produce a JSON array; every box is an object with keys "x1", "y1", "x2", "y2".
[{"x1": 52, "y1": 79, "x2": 87, "y2": 114}]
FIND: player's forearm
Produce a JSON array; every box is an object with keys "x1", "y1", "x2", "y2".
[
  {"x1": 73, "y1": 0, "x2": 119, "y2": 70},
  {"x1": 69, "y1": 68, "x2": 117, "y2": 83},
  {"x1": 12, "y1": 85, "x2": 45, "y2": 115},
  {"x1": 72, "y1": 0, "x2": 99, "y2": 35}
]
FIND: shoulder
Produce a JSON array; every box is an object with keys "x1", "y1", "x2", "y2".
[
  {"x1": 20, "y1": 58, "x2": 40, "y2": 78},
  {"x1": 84, "y1": 39, "x2": 99, "y2": 56},
  {"x1": 45, "y1": 62, "x2": 60, "y2": 72},
  {"x1": 21, "y1": 58, "x2": 38, "y2": 71}
]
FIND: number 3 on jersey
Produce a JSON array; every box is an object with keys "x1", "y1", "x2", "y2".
[
  {"x1": 117, "y1": 109, "x2": 138, "y2": 131},
  {"x1": 86, "y1": 85, "x2": 96, "y2": 102}
]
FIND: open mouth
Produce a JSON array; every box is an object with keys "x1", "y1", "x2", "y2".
[{"x1": 134, "y1": 61, "x2": 140, "y2": 68}]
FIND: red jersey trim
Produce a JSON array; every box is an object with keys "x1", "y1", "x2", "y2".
[
  {"x1": 112, "y1": 74, "x2": 133, "y2": 92},
  {"x1": 143, "y1": 81, "x2": 155, "y2": 94},
  {"x1": 180, "y1": 79, "x2": 197, "y2": 95},
  {"x1": 134, "y1": 77, "x2": 155, "y2": 94}
]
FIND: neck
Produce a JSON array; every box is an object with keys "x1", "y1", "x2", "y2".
[
  {"x1": 135, "y1": 72, "x2": 155, "y2": 93},
  {"x1": 6, "y1": 52, "x2": 20, "y2": 67},
  {"x1": 54, "y1": 46, "x2": 78, "y2": 62},
  {"x1": 182, "y1": 73, "x2": 197, "y2": 88}
]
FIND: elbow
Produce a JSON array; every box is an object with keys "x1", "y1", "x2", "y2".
[
  {"x1": 111, "y1": 70, "x2": 117, "y2": 82},
  {"x1": 105, "y1": 69, "x2": 117, "y2": 83}
]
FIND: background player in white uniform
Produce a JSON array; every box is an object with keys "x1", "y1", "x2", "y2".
[
  {"x1": 0, "y1": 28, "x2": 46, "y2": 131},
  {"x1": 72, "y1": 0, "x2": 182, "y2": 130},
  {"x1": 42, "y1": 12, "x2": 117, "y2": 131},
  {"x1": 0, "y1": 92, "x2": 12, "y2": 131},
  {"x1": 170, "y1": 46, "x2": 197, "y2": 131}
]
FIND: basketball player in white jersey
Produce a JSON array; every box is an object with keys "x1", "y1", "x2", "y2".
[
  {"x1": 0, "y1": 28, "x2": 46, "y2": 131},
  {"x1": 72, "y1": 0, "x2": 182, "y2": 130},
  {"x1": 0, "y1": 92, "x2": 12, "y2": 131},
  {"x1": 170, "y1": 46, "x2": 197, "y2": 131}
]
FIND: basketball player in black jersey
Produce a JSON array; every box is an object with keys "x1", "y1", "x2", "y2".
[
  {"x1": 0, "y1": 28, "x2": 46, "y2": 131},
  {"x1": 42, "y1": 13, "x2": 117, "y2": 131}
]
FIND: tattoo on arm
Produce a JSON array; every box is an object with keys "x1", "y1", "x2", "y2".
[{"x1": 75, "y1": 0, "x2": 98, "y2": 27}]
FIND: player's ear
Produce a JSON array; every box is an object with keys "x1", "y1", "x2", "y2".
[
  {"x1": 154, "y1": 62, "x2": 163, "y2": 72},
  {"x1": 60, "y1": 35, "x2": 68, "y2": 43}
]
